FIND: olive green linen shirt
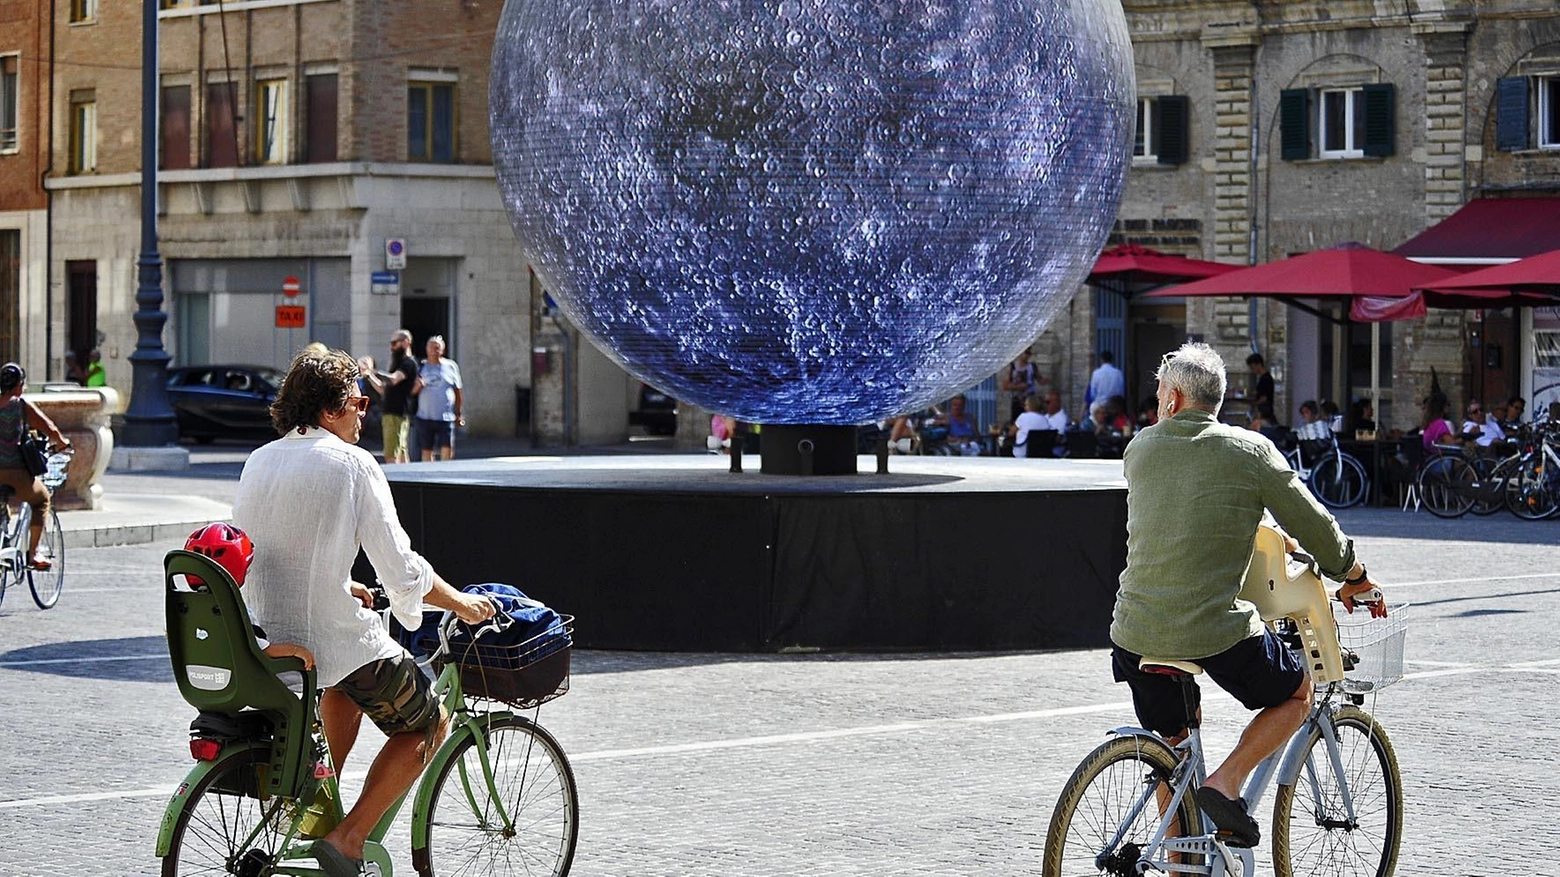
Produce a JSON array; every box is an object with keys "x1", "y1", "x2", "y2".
[{"x1": 1110, "y1": 409, "x2": 1356, "y2": 660}]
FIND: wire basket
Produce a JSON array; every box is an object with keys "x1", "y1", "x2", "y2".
[
  {"x1": 439, "y1": 615, "x2": 574, "y2": 710},
  {"x1": 1333, "y1": 604, "x2": 1408, "y2": 693}
]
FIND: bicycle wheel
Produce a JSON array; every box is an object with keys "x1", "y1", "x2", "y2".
[
  {"x1": 27, "y1": 508, "x2": 64, "y2": 609},
  {"x1": 1310, "y1": 455, "x2": 1367, "y2": 509},
  {"x1": 419, "y1": 714, "x2": 579, "y2": 877},
  {"x1": 1043, "y1": 734, "x2": 1202, "y2": 877},
  {"x1": 1419, "y1": 456, "x2": 1475, "y2": 518},
  {"x1": 1272, "y1": 706, "x2": 1402, "y2": 877},
  {"x1": 1504, "y1": 456, "x2": 1559, "y2": 520},
  {"x1": 161, "y1": 747, "x2": 291, "y2": 877}
]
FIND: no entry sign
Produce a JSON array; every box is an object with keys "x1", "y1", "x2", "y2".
[{"x1": 282, "y1": 276, "x2": 302, "y2": 297}]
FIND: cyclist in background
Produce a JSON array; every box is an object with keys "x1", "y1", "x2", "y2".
[
  {"x1": 1110, "y1": 343, "x2": 1385, "y2": 849},
  {"x1": 232, "y1": 347, "x2": 494, "y2": 877},
  {"x1": 0, "y1": 364, "x2": 70, "y2": 570}
]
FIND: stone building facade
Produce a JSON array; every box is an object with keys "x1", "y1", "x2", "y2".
[
  {"x1": 8, "y1": 1, "x2": 1560, "y2": 447},
  {"x1": 1029, "y1": 0, "x2": 1560, "y2": 435}
]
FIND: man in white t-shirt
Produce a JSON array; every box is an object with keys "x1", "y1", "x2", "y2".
[
  {"x1": 233, "y1": 348, "x2": 494, "y2": 877},
  {"x1": 1462, "y1": 400, "x2": 1506, "y2": 448}
]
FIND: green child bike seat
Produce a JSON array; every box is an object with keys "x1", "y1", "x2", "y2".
[{"x1": 164, "y1": 549, "x2": 318, "y2": 798}]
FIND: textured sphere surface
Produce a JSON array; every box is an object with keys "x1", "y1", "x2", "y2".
[{"x1": 492, "y1": 0, "x2": 1134, "y2": 424}]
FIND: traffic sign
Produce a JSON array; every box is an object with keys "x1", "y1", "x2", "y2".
[
  {"x1": 282, "y1": 276, "x2": 302, "y2": 297},
  {"x1": 275, "y1": 305, "x2": 306, "y2": 328},
  {"x1": 385, "y1": 238, "x2": 407, "y2": 270},
  {"x1": 371, "y1": 271, "x2": 400, "y2": 295}
]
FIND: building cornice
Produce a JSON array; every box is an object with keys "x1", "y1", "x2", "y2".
[{"x1": 44, "y1": 162, "x2": 496, "y2": 191}]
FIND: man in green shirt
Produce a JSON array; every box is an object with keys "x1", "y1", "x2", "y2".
[{"x1": 1111, "y1": 342, "x2": 1385, "y2": 848}]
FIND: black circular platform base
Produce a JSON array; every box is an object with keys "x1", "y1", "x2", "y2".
[{"x1": 376, "y1": 456, "x2": 1127, "y2": 652}]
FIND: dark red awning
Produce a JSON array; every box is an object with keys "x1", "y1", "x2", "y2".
[{"x1": 1393, "y1": 197, "x2": 1560, "y2": 264}]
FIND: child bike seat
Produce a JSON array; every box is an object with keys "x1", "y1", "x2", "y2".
[
  {"x1": 1238, "y1": 525, "x2": 1346, "y2": 684},
  {"x1": 165, "y1": 549, "x2": 318, "y2": 798}
]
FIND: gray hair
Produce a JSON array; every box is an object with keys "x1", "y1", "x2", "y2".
[
  {"x1": 427, "y1": 335, "x2": 446, "y2": 350},
  {"x1": 392, "y1": 328, "x2": 412, "y2": 342},
  {"x1": 1156, "y1": 342, "x2": 1227, "y2": 413}
]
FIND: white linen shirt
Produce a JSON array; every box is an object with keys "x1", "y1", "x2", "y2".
[{"x1": 232, "y1": 427, "x2": 434, "y2": 687}]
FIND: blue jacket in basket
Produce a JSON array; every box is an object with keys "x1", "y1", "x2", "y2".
[{"x1": 445, "y1": 583, "x2": 570, "y2": 671}]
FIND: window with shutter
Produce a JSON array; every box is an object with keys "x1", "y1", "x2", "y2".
[
  {"x1": 1280, "y1": 89, "x2": 1310, "y2": 160},
  {"x1": 1495, "y1": 76, "x2": 1530, "y2": 152},
  {"x1": 1539, "y1": 75, "x2": 1560, "y2": 150},
  {"x1": 1156, "y1": 95, "x2": 1189, "y2": 165},
  {"x1": 1319, "y1": 88, "x2": 1365, "y2": 158},
  {"x1": 1362, "y1": 83, "x2": 1394, "y2": 157}
]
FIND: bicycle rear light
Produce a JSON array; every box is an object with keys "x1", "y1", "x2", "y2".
[{"x1": 189, "y1": 738, "x2": 222, "y2": 761}]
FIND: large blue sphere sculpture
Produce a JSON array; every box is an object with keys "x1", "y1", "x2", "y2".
[{"x1": 492, "y1": 0, "x2": 1134, "y2": 424}]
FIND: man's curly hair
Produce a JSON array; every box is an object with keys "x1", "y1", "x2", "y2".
[{"x1": 270, "y1": 348, "x2": 358, "y2": 435}]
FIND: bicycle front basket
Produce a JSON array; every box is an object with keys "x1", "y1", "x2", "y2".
[
  {"x1": 1334, "y1": 604, "x2": 1408, "y2": 693},
  {"x1": 442, "y1": 615, "x2": 574, "y2": 710}
]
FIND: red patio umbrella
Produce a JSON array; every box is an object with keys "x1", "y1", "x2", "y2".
[
  {"x1": 1418, "y1": 247, "x2": 1560, "y2": 296},
  {"x1": 1144, "y1": 243, "x2": 1461, "y2": 427},
  {"x1": 1088, "y1": 244, "x2": 1242, "y2": 295},
  {"x1": 1352, "y1": 286, "x2": 1560, "y2": 323},
  {"x1": 1144, "y1": 242, "x2": 1460, "y2": 302}
]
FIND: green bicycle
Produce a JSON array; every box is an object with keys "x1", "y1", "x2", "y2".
[{"x1": 156, "y1": 549, "x2": 579, "y2": 876}]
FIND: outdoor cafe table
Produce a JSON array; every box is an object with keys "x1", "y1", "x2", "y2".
[{"x1": 1337, "y1": 435, "x2": 1397, "y2": 507}]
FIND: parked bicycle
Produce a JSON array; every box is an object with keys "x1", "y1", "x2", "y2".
[
  {"x1": 0, "y1": 447, "x2": 72, "y2": 610},
  {"x1": 158, "y1": 549, "x2": 579, "y2": 876},
  {"x1": 1045, "y1": 525, "x2": 1405, "y2": 877},
  {"x1": 1282, "y1": 433, "x2": 1368, "y2": 509}
]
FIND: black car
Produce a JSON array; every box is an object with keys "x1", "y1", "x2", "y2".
[
  {"x1": 166, "y1": 365, "x2": 284, "y2": 443},
  {"x1": 628, "y1": 382, "x2": 677, "y2": 435}
]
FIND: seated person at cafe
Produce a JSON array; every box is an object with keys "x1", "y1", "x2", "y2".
[
  {"x1": 1350, "y1": 399, "x2": 1376, "y2": 434},
  {"x1": 1461, "y1": 400, "x2": 1508, "y2": 452},
  {"x1": 1500, "y1": 395, "x2": 1527, "y2": 431},
  {"x1": 1321, "y1": 400, "x2": 1344, "y2": 434},
  {"x1": 934, "y1": 394, "x2": 984, "y2": 457},
  {"x1": 1295, "y1": 400, "x2": 1331, "y2": 441},
  {"x1": 1011, "y1": 395, "x2": 1052, "y2": 459},
  {"x1": 1421, "y1": 393, "x2": 1461, "y2": 454}
]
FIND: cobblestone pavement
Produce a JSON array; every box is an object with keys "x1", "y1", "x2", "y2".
[{"x1": 0, "y1": 506, "x2": 1554, "y2": 876}]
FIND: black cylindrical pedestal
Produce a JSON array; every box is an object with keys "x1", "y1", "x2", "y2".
[{"x1": 760, "y1": 424, "x2": 859, "y2": 476}]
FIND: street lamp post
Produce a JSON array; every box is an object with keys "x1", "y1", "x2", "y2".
[{"x1": 119, "y1": 0, "x2": 179, "y2": 448}]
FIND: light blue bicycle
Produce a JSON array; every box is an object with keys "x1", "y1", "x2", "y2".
[{"x1": 1045, "y1": 527, "x2": 1406, "y2": 877}]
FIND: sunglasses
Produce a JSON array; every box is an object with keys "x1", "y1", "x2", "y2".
[{"x1": 344, "y1": 395, "x2": 370, "y2": 414}]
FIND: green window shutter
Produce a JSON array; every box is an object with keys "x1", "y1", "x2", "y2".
[
  {"x1": 1280, "y1": 88, "x2": 1310, "y2": 160},
  {"x1": 1496, "y1": 76, "x2": 1530, "y2": 152},
  {"x1": 1156, "y1": 95, "x2": 1190, "y2": 165},
  {"x1": 1362, "y1": 83, "x2": 1395, "y2": 157}
]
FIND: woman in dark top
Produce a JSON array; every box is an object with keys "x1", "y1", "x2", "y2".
[{"x1": 0, "y1": 364, "x2": 71, "y2": 569}]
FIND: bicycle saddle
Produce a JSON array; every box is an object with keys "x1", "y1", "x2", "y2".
[{"x1": 1139, "y1": 657, "x2": 1204, "y2": 676}]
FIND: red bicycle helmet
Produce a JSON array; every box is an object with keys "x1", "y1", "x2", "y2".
[{"x1": 184, "y1": 523, "x2": 255, "y2": 587}]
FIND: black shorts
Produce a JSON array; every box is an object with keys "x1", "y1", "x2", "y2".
[
  {"x1": 1112, "y1": 630, "x2": 1307, "y2": 738},
  {"x1": 334, "y1": 651, "x2": 441, "y2": 737}
]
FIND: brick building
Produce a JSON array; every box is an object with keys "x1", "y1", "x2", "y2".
[
  {"x1": 0, "y1": 0, "x2": 50, "y2": 367},
  {"x1": 1028, "y1": 0, "x2": 1560, "y2": 435},
  {"x1": 18, "y1": 0, "x2": 641, "y2": 445}
]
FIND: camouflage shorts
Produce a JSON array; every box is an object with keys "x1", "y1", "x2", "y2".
[{"x1": 334, "y1": 652, "x2": 441, "y2": 737}]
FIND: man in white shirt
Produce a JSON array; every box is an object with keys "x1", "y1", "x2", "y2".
[
  {"x1": 233, "y1": 348, "x2": 494, "y2": 877},
  {"x1": 1462, "y1": 400, "x2": 1506, "y2": 448},
  {"x1": 1086, "y1": 349, "x2": 1127, "y2": 417},
  {"x1": 1043, "y1": 390, "x2": 1071, "y2": 433}
]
